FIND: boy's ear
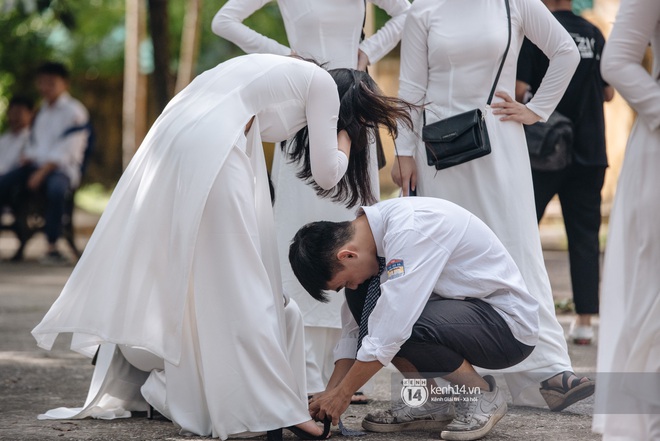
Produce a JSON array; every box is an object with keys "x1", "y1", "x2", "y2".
[{"x1": 336, "y1": 249, "x2": 358, "y2": 261}]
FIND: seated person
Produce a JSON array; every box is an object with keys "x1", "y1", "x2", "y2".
[
  {"x1": 288, "y1": 196, "x2": 540, "y2": 441},
  {"x1": 0, "y1": 96, "x2": 33, "y2": 176},
  {"x1": 0, "y1": 62, "x2": 88, "y2": 264}
]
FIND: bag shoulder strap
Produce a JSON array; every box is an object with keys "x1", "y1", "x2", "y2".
[
  {"x1": 361, "y1": 0, "x2": 367, "y2": 42},
  {"x1": 487, "y1": 0, "x2": 511, "y2": 105}
]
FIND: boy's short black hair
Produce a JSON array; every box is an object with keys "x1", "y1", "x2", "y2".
[
  {"x1": 289, "y1": 221, "x2": 354, "y2": 302},
  {"x1": 36, "y1": 62, "x2": 70, "y2": 79},
  {"x1": 9, "y1": 95, "x2": 35, "y2": 111}
]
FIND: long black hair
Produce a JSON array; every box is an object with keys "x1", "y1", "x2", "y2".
[{"x1": 283, "y1": 69, "x2": 414, "y2": 208}]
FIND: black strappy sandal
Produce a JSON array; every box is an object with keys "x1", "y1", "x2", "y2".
[
  {"x1": 267, "y1": 417, "x2": 332, "y2": 440},
  {"x1": 539, "y1": 371, "x2": 595, "y2": 412}
]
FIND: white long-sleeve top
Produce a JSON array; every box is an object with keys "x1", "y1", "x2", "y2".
[
  {"x1": 212, "y1": 0, "x2": 410, "y2": 69},
  {"x1": 334, "y1": 197, "x2": 539, "y2": 367},
  {"x1": 23, "y1": 92, "x2": 89, "y2": 187},
  {"x1": 32, "y1": 54, "x2": 351, "y2": 364},
  {"x1": 601, "y1": 0, "x2": 660, "y2": 131},
  {"x1": 395, "y1": 0, "x2": 579, "y2": 156}
]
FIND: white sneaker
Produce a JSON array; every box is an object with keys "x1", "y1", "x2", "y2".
[
  {"x1": 441, "y1": 375, "x2": 507, "y2": 441},
  {"x1": 568, "y1": 320, "x2": 593, "y2": 345},
  {"x1": 362, "y1": 398, "x2": 454, "y2": 432}
]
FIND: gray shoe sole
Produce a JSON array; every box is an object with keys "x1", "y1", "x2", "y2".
[
  {"x1": 362, "y1": 416, "x2": 453, "y2": 433},
  {"x1": 441, "y1": 402, "x2": 507, "y2": 441}
]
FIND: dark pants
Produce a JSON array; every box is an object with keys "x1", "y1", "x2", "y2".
[
  {"x1": 0, "y1": 165, "x2": 71, "y2": 245},
  {"x1": 395, "y1": 298, "x2": 534, "y2": 375},
  {"x1": 532, "y1": 164, "x2": 605, "y2": 315}
]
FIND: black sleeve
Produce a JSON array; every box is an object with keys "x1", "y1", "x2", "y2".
[{"x1": 595, "y1": 29, "x2": 609, "y2": 88}]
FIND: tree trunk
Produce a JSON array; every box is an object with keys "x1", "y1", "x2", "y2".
[
  {"x1": 147, "y1": 0, "x2": 172, "y2": 112},
  {"x1": 175, "y1": 0, "x2": 202, "y2": 94},
  {"x1": 122, "y1": 0, "x2": 148, "y2": 169}
]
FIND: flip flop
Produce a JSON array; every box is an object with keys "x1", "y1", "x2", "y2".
[{"x1": 540, "y1": 371, "x2": 595, "y2": 412}]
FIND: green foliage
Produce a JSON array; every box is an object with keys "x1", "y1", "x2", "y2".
[
  {"x1": 0, "y1": 0, "x2": 125, "y2": 131},
  {"x1": 573, "y1": 0, "x2": 594, "y2": 15},
  {"x1": 196, "y1": 0, "x2": 287, "y2": 72},
  {"x1": 74, "y1": 182, "x2": 114, "y2": 215}
]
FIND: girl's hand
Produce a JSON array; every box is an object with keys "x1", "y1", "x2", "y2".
[
  {"x1": 491, "y1": 91, "x2": 542, "y2": 125},
  {"x1": 337, "y1": 129, "x2": 351, "y2": 158},
  {"x1": 391, "y1": 155, "x2": 417, "y2": 196},
  {"x1": 357, "y1": 49, "x2": 370, "y2": 72}
]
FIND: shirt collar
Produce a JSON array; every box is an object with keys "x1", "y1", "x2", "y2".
[
  {"x1": 45, "y1": 92, "x2": 71, "y2": 109},
  {"x1": 361, "y1": 204, "x2": 386, "y2": 258}
]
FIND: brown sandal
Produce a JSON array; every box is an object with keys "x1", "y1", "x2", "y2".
[{"x1": 540, "y1": 371, "x2": 595, "y2": 412}]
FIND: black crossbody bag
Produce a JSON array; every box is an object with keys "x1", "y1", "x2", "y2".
[{"x1": 422, "y1": 0, "x2": 511, "y2": 170}]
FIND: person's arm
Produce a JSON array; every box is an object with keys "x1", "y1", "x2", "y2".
[
  {"x1": 304, "y1": 69, "x2": 350, "y2": 190},
  {"x1": 515, "y1": 0, "x2": 580, "y2": 123},
  {"x1": 604, "y1": 85, "x2": 614, "y2": 103},
  {"x1": 515, "y1": 38, "x2": 543, "y2": 103},
  {"x1": 515, "y1": 80, "x2": 530, "y2": 103},
  {"x1": 212, "y1": 0, "x2": 291, "y2": 56},
  {"x1": 594, "y1": 29, "x2": 615, "y2": 104},
  {"x1": 331, "y1": 300, "x2": 360, "y2": 368},
  {"x1": 28, "y1": 105, "x2": 88, "y2": 189},
  {"x1": 601, "y1": 0, "x2": 660, "y2": 129},
  {"x1": 357, "y1": 230, "x2": 448, "y2": 366},
  {"x1": 358, "y1": 0, "x2": 411, "y2": 68},
  {"x1": 391, "y1": 2, "x2": 428, "y2": 195}
]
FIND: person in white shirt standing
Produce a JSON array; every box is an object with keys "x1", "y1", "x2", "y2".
[
  {"x1": 0, "y1": 62, "x2": 89, "y2": 264},
  {"x1": 0, "y1": 96, "x2": 33, "y2": 176},
  {"x1": 289, "y1": 197, "x2": 540, "y2": 441},
  {"x1": 213, "y1": 0, "x2": 411, "y2": 404}
]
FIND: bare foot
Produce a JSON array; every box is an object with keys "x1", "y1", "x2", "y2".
[{"x1": 295, "y1": 420, "x2": 324, "y2": 437}]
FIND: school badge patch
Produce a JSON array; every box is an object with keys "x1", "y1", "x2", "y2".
[{"x1": 386, "y1": 259, "x2": 405, "y2": 280}]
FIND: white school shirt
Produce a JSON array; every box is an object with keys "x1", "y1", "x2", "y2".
[
  {"x1": 334, "y1": 197, "x2": 540, "y2": 366},
  {"x1": 23, "y1": 92, "x2": 89, "y2": 187},
  {"x1": 212, "y1": 0, "x2": 410, "y2": 70},
  {"x1": 0, "y1": 127, "x2": 29, "y2": 175}
]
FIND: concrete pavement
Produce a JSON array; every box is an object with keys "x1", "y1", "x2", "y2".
[{"x1": 0, "y1": 211, "x2": 602, "y2": 441}]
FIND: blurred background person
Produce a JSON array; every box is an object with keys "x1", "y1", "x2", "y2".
[
  {"x1": 390, "y1": 0, "x2": 594, "y2": 417},
  {"x1": 594, "y1": 0, "x2": 660, "y2": 438},
  {"x1": 516, "y1": 0, "x2": 614, "y2": 346},
  {"x1": 0, "y1": 96, "x2": 34, "y2": 176},
  {"x1": 0, "y1": 62, "x2": 89, "y2": 264}
]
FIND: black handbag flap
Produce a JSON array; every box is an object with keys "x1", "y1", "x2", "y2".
[{"x1": 422, "y1": 109, "x2": 483, "y2": 143}]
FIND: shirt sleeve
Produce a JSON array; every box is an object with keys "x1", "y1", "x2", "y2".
[
  {"x1": 359, "y1": 0, "x2": 411, "y2": 65},
  {"x1": 394, "y1": 3, "x2": 428, "y2": 157},
  {"x1": 46, "y1": 125, "x2": 88, "y2": 170},
  {"x1": 517, "y1": 0, "x2": 580, "y2": 122},
  {"x1": 333, "y1": 300, "x2": 359, "y2": 362},
  {"x1": 516, "y1": 37, "x2": 545, "y2": 91},
  {"x1": 305, "y1": 69, "x2": 349, "y2": 190},
  {"x1": 601, "y1": 0, "x2": 660, "y2": 130},
  {"x1": 357, "y1": 229, "x2": 450, "y2": 366},
  {"x1": 211, "y1": 0, "x2": 291, "y2": 56}
]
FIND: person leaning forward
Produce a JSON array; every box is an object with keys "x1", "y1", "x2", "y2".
[{"x1": 289, "y1": 196, "x2": 540, "y2": 441}]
